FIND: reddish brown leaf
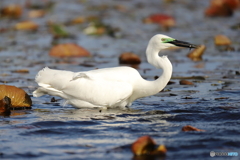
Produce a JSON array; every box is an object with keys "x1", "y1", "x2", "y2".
[
  {"x1": 211, "y1": 0, "x2": 240, "y2": 10},
  {"x1": 144, "y1": 14, "x2": 175, "y2": 28},
  {"x1": 119, "y1": 52, "x2": 141, "y2": 65},
  {"x1": 182, "y1": 125, "x2": 205, "y2": 132},
  {"x1": 179, "y1": 80, "x2": 194, "y2": 85},
  {"x1": 205, "y1": 0, "x2": 239, "y2": 17}
]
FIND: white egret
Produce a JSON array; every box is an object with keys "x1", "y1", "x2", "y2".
[{"x1": 33, "y1": 34, "x2": 197, "y2": 109}]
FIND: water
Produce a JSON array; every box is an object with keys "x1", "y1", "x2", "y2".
[{"x1": 0, "y1": 0, "x2": 240, "y2": 159}]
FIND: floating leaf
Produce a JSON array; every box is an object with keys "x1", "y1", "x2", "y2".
[
  {"x1": 49, "y1": 43, "x2": 91, "y2": 57},
  {"x1": 119, "y1": 52, "x2": 141, "y2": 65},
  {"x1": 187, "y1": 45, "x2": 206, "y2": 61},
  {"x1": 211, "y1": 0, "x2": 240, "y2": 10},
  {"x1": 205, "y1": 0, "x2": 239, "y2": 17},
  {"x1": 28, "y1": 10, "x2": 45, "y2": 18},
  {"x1": 131, "y1": 136, "x2": 167, "y2": 156},
  {"x1": 179, "y1": 80, "x2": 194, "y2": 85},
  {"x1": 0, "y1": 4, "x2": 22, "y2": 18},
  {"x1": 0, "y1": 85, "x2": 32, "y2": 108},
  {"x1": 214, "y1": 35, "x2": 232, "y2": 45},
  {"x1": 11, "y1": 69, "x2": 29, "y2": 73},
  {"x1": 143, "y1": 14, "x2": 175, "y2": 30},
  {"x1": 15, "y1": 21, "x2": 38, "y2": 30},
  {"x1": 182, "y1": 125, "x2": 205, "y2": 132},
  {"x1": 71, "y1": 16, "x2": 85, "y2": 24},
  {"x1": 131, "y1": 136, "x2": 156, "y2": 156}
]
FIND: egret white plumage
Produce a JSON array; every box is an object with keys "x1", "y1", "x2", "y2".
[{"x1": 33, "y1": 34, "x2": 197, "y2": 109}]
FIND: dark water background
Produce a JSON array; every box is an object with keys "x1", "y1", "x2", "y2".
[{"x1": 0, "y1": 0, "x2": 240, "y2": 159}]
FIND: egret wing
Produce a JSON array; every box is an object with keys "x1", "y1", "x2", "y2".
[{"x1": 63, "y1": 75, "x2": 133, "y2": 107}]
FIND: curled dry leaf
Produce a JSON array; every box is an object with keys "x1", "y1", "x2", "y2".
[
  {"x1": 49, "y1": 43, "x2": 91, "y2": 57},
  {"x1": 28, "y1": 10, "x2": 45, "y2": 18},
  {"x1": 0, "y1": 4, "x2": 22, "y2": 18},
  {"x1": 179, "y1": 80, "x2": 194, "y2": 85},
  {"x1": 131, "y1": 136, "x2": 156, "y2": 156},
  {"x1": 131, "y1": 135, "x2": 167, "y2": 156},
  {"x1": 119, "y1": 52, "x2": 141, "y2": 65},
  {"x1": 0, "y1": 96, "x2": 11, "y2": 116},
  {"x1": 214, "y1": 35, "x2": 232, "y2": 45},
  {"x1": 15, "y1": 21, "x2": 38, "y2": 30},
  {"x1": 187, "y1": 45, "x2": 206, "y2": 61},
  {"x1": 182, "y1": 125, "x2": 205, "y2": 132},
  {"x1": 0, "y1": 85, "x2": 32, "y2": 108},
  {"x1": 143, "y1": 14, "x2": 176, "y2": 29}
]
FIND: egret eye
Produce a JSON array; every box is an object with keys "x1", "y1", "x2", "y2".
[
  {"x1": 161, "y1": 38, "x2": 174, "y2": 43},
  {"x1": 161, "y1": 38, "x2": 167, "y2": 42}
]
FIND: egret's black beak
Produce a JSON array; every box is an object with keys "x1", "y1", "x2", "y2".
[{"x1": 169, "y1": 40, "x2": 198, "y2": 49}]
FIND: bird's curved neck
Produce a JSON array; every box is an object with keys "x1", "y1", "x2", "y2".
[{"x1": 137, "y1": 46, "x2": 173, "y2": 98}]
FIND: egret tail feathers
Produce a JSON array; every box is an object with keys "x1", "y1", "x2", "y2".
[{"x1": 33, "y1": 85, "x2": 64, "y2": 98}]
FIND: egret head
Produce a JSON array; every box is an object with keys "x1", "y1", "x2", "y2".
[{"x1": 149, "y1": 34, "x2": 198, "y2": 51}]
